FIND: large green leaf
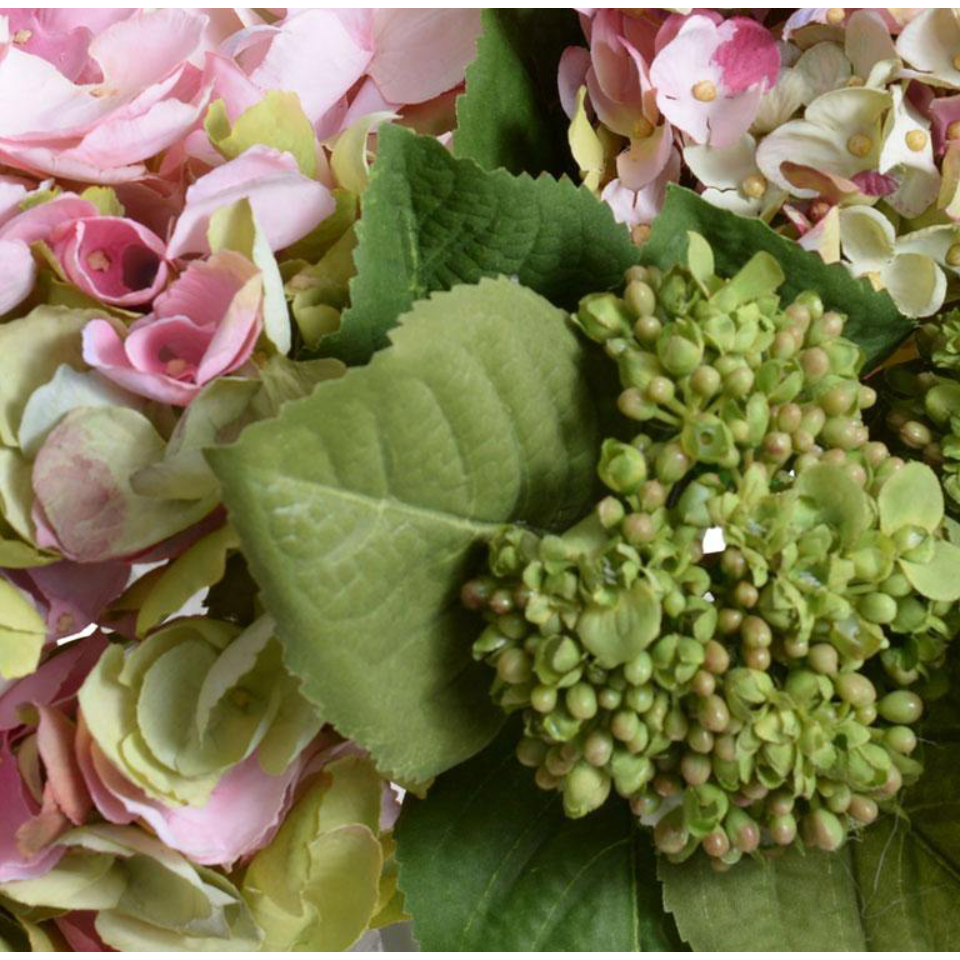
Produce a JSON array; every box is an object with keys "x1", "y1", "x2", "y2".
[
  {"x1": 209, "y1": 278, "x2": 601, "y2": 780},
  {"x1": 660, "y1": 695, "x2": 960, "y2": 950},
  {"x1": 642, "y1": 186, "x2": 912, "y2": 368},
  {"x1": 453, "y1": 9, "x2": 583, "y2": 177},
  {"x1": 395, "y1": 721, "x2": 681, "y2": 951},
  {"x1": 318, "y1": 124, "x2": 639, "y2": 365}
]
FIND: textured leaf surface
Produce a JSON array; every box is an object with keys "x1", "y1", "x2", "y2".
[
  {"x1": 454, "y1": 9, "x2": 583, "y2": 177},
  {"x1": 210, "y1": 279, "x2": 601, "y2": 780},
  {"x1": 320, "y1": 125, "x2": 639, "y2": 365},
  {"x1": 395, "y1": 722, "x2": 682, "y2": 951},
  {"x1": 660, "y1": 698, "x2": 960, "y2": 951},
  {"x1": 642, "y1": 186, "x2": 911, "y2": 368}
]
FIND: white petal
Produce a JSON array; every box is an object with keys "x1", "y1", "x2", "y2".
[
  {"x1": 684, "y1": 134, "x2": 758, "y2": 190},
  {"x1": 794, "y1": 42, "x2": 851, "y2": 104},
  {"x1": 838, "y1": 205, "x2": 896, "y2": 267},
  {"x1": 880, "y1": 86, "x2": 940, "y2": 218},
  {"x1": 844, "y1": 10, "x2": 898, "y2": 81},
  {"x1": 883, "y1": 253, "x2": 947, "y2": 318}
]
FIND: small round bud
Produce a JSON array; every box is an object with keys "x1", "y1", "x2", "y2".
[
  {"x1": 461, "y1": 578, "x2": 493, "y2": 610},
  {"x1": 704, "y1": 640, "x2": 731, "y2": 675},
  {"x1": 567, "y1": 683, "x2": 598, "y2": 719},
  {"x1": 702, "y1": 829, "x2": 731, "y2": 859},
  {"x1": 647, "y1": 375, "x2": 675, "y2": 405},
  {"x1": 653, "y1": 772, "x2": 683, "y2": 798},
  {"x1": 769, "y1": 813, "x2": 797, "y2": 846},
  {"x1": 691, "y1": 669, "x2": 716, "y2": 697},
  {"x1": 598, "y1": 686, "x2": 623, "y2": 710},
  {"x1": 804, "y1": 809, "x2": 845, "y2": 852},
  {"x1": 563, "y1": 762, "x2": 612, "y2": 818},
  {"x1": 687, "y1": 723, "x2": 714, "y2": 754},
  {"x1": 808, "y1": 643, "x2": 839, "y2": 676},
  {"x1": 654, "y1": 808, "x2": 689, "y2": 855},
  {"x1": 622, "y1": 512, "x2": 656, "y2": 545},
  {"x1": 488, "y1": 589, "x2": 515, "y2": 615},
  {"x1": 535, "y1": 766, "x2": 561, "y2": 791},
  {"x1": 611, "y1": 709, "x2": 641, "y2": 742},
  {"x1": 624, "y1": 280, "x2": 656, "y2": 318},
  {"x1": 681, "y1": 752, "x2": 712, "y2": 786},
  {"x1": 624, "y1": 652, "x2": 653, "y2": 686},
  {"x1": 741, "y1": 615, "x2": 772, "y2": 648},
  {"x1": 744, "y1": 646, "x2": 771, "y2": 671},
  {"x1": 698, "y1": 694, "x2": 731, "y2": 733},
  {"x1": 531, "y1": 684, "x2": 558, "y2": 713},
  {"x1": 721, "y1": 548, "x2": 747, "y2": 579},
  {"x1": 848, "y1": 795, "x2": 879, "y2": 824},
  {"x1": 878, "y1": 690, "x2": 923, "y2": 724},
  {"x1": 497, "y1": 648, "x2": 532, "y2": 684},
  {"x1": 691, "y1": 365, "x2": 722, "y2": 397},
  {"x1": 734, "y1": 582, "x2": 759, "y2": 609},
  {"x1": 885, "y1": 725, "x2": 917, "y2": 755},
  {"x1": 834, "y1": 672, "x2": 876, "y2": 708},
  {"x1": 725, "y1": 809, "x2": 760, "y2": 853},
  {"x1": 517, "y1": 737, "x2": 548, "y2": 768},
  {"x1": 634, "y1": 315, "x2": 662, "y2": 343}
]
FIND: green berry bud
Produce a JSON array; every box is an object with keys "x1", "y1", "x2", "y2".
[
  {"x1": 834, "y1": 673, "x2": 876, "y2": 708},
  {"x1": 625, "y1": 684, "x2": 655, "y2": 713},
  {"x1": 623, "y1": 652, "x2": 653, "y2": 686},
  {"x1": 584, "y1": 728, "x2": 615, "y2": 767},
  {"x1": 655, "y1": 442, "x2": 692, "y2": 484},
  {"x1": 634, "y1": 315, "x2": 662, "y2": 343},
  {"x1": 769, "y1": 813, "x2": 797, "y2": 845},
  {"x1": 567, "y1": 682, "x2": 598, "y2": 720},
  {"x1": 598, "y1": 686, "x2": 623, "y2": 710},
  {"x1": 858, "y1": 592, "x2": 898, "y2": 625},
  {"x1": 659, "y1": 333, "x2": 703, "y2": 377},
  {"x1": 598, "y1": 439, "x2": 648, "y2": 494},
  {"x1": 878, "y1": 690, "x2": 924, "y2": 724},
  {"x1": 647, "y1": 375, "x2": 675, "y2": 405},
  {"x1": 579, "y1": 293, "x2": 631, "y2": 341},
  {"x1": 803, "y1": 809, "x2": 845, "y2": 852},
  {"x1": 624, "y1": 280, "x2": 657, "y2": 318},
  {"x1": 681, "y1": 752, "x2": 712, "y2": 786},
  {"x1": 847, "y1": 795, "x2": 878, "y2": 824},
  {"x1": 725, "y1": 808, "x2": 760, "y2": 853},
  {"x1": 611, "y1": 709, "x2": 641, "y2": 742},
  {"x1": 611, "y1": 750, "x2": 655, "y2": 796},
  {"x1": 497, "y1": 648, "x2": 532, "y2": 684},
  {"x1": 654, "y1": 807, "x2": 689, "y2": 855},
  {"x1": 531, "y1": 684, "x2": 557, "y2": 713},
  {"x1": 885, "y1": 725, "x2": 917, "y2": 755},
  {"x1": 702, "y1": 828, "x2": 731, "y2": 858},
  {"x1": 563, "y1": 761, "x2": 612, "y2": 818},
  {"x1": 517, "y1": 737, "x2": 548, "y2": 768},
  {"x1": 691, "y1": 365, "x2": 722, "y2": 397},
  {"x1": 698, "y1": 694, "x2": 731, "y2": 733}
]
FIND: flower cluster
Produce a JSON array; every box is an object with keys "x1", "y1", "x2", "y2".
[
  {"x1": 464, "y1": 236, "x2": 960, "y2": 866},
  {"x1": 0, "y1": 6, "x2": 481, "y2": 950},
  {"x1": 563, "y1": 9, "x2": 960, "y2": 317}
]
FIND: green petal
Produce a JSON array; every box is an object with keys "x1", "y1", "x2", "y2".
[
  {"x1": 206, "y1": 91, "x2": 316, "y2": 178},
  {"x1": 330, "y1": 111, "x2": 396, "y2": 195},
  {"x1": 577, "y1": 580, "x2": 661, "y2": 669},
  {"x1": 882, "y1": 253, "x2": 946, "y2": 319},
  {"x1": 901, "y1": 540, "x2": 960, "y2": 601},
  {"x1": 839, "y1": 205, "x2": 895, "y2": 268},
  {"x1": 0, "y1": 852, "x2": 123, "y2": 910},
  {"x1": 877, "y1": 461, "x2": 944, "y2": 533}
]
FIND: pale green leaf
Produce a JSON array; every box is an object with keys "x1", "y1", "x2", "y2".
[
  {"x1": 901, "y1": 539, "x2": 960, "y2": 601},
  {"x1": 0, "y1": 577, "x2": 46, "y2": 679},
  {"x1": 209, "y1": 278, "x2": 601, "y2": 780}
]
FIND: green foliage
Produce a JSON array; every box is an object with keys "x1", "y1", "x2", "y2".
[
  {"x1": 454, "y1": 9, "x2": 583, "y2": 177},
  {"x1": 641, "y1": 186, "x2": 912, "y2": 368},
  {"x1": 209, "y1": 279, "x2": 601, "y2": 780},
  {"x1": 395, "y1": 721, "x2": 681, "y2": 950},
  {"x1": 318, "y1": 124, "x2": 639, "y2": 365}
]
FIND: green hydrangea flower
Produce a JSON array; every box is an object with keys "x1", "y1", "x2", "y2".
[{"x1": 463, "y1": 233, "x2": 960, "y2": 867}]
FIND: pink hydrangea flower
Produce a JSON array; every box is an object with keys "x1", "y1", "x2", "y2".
[
  {"x1": 217, "y1": 8, "x2": 482, "y2": 139},
  {"x1": 0, "y1": 9, "x2": 213, "y2": 183},
  {"x1": 82, "y1": 250, "x2": 262, "y2": 406},
  {"x1": 51, "y1": 215, "x2": 168, "y2": 307},
  {"x1": 649, "y1": 14, "x2": 779, "y2": 147}
]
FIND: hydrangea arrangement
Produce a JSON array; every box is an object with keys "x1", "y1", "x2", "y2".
[{"x1": 0, "y1": 5, "x2": 959, "y2": 954}]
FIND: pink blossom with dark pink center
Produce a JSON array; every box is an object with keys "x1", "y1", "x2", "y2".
[
  {"x1": 82, "y1": 250, "x2": 263, "y2": 406},
  {"x1": 51, "y1": 216, "x2": 168, "y2": 307},
  {"x1": 650, "y1": 14, "x2": 779, "y2": 147}
]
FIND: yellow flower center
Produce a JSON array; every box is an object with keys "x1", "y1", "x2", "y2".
[
  {"x1": 692, "y1": 80, "x2": 717, "y2": 103},
  {"x1": 947, "y1": 243, "x2": 960, "y2": 267},
  {"x1": 905, "y1": 129, "x2": 928, "y2": 152},
  {"x1": 632, "y1": 116, "x2": 655, "y2": 140},
  {"x1": 865, "y1": 270, "x2": 885, "y2": 291},
  {"x1": 846, "y1": 133, "x2": 873, "y2": 158},
  {"x1": 631, "y1": 224, "x2": 652, "y2": 245},
  {"x1": 741, "y1": 174, "x2": 767, "y2": 199},
  {"x1": 826, "y1": 8, "x2": 846, "y2": 25},
  {"x1": 846, "y1": 75, "x2": 865, "y2": 87},
  {"x1": 12, "y1": 29, "x2": 32, "y2": 45},
  {"x1": 948, "y1": 121, "x2": 960, "y2": 141},
  {"x1": 86, "y1": 250, "x2": 111, "y2": 272},
  {"x1": 953, "y1": 53, "x2": 960, "y2": 71},
  {"x1": 165, "y1": 358, "x2": 189, "y2": 377}
]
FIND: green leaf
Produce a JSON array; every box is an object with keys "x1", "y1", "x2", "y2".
[
  {"x1": 453, "y1": 8, "x2": 583, "y2": 177},
  {"x1": 660, "y1": 699, "x2": 960, "y2": 950},
  {"x1": 901, "y1": 539, "x2": 960, "y2": 601},
  {"x1": 395, "y1": 721, "x2": 682, "y2": 951},
  {"x1": 205, "y1": 92, "x2": 316, "y2": 177},
  {"x1": 209, "y1": 278, "x2": 601, "y2": 780},
  {"x1": 641, "y1": 185, "x2": 912, "y2": 368},
  {"x1": 319, "y1": 124, "x2": 639, "y2": 365}
]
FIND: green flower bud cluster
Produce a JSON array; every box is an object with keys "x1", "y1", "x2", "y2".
[
  {"x1": 463, "y1": 236, "x2": 960, "y2": 867},
  {"x1": 879, "y1": 311, "x2": 960, "y2": 520}
]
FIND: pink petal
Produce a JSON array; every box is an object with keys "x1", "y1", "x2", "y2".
[
  {"x1": 0, "y1": 741, "x2": 62, "y2": 881},
  {"x1": 54, "y1": 912, "x2": 110, "y2": 953},
  {"x1": 0, "y1": 239, "x2": 36, "y2": 315},
  {"x1": 558, "y1": 46, "x2": 591, "y2": 120},
  {"x1": 616, "y1": 122, "x2": 673, "y2": 189},
  {"x1": 240, "y1": 10, "x2": 373, "y2": 125},
  {"x1": 712, "y1": 18, "x2": 779, "y2": 94},
  {"x1": 0, "y1": 193, "x2": 97, "y2": 244},
  {"x1": 0, "y1": 634, "x2": 107, "y2": 732},
  {"x1": 53, "y1": 216, "x2": 168, "y2": 307},
  {"x1": 154, "y1": 249, "x2": 256, "y2": 326},
  {"x1": 87, "y1": 9, "x2": 206, "y2": 98},
  {"x1": 166, "y1": 145, "x2": 334, "y2": 257},
  {"x1": 36, "y1": 706, "x2": 90, "y2": 825},
  {"x1": 370, "y1": 9, "x2": 482, "y2": 105}
]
